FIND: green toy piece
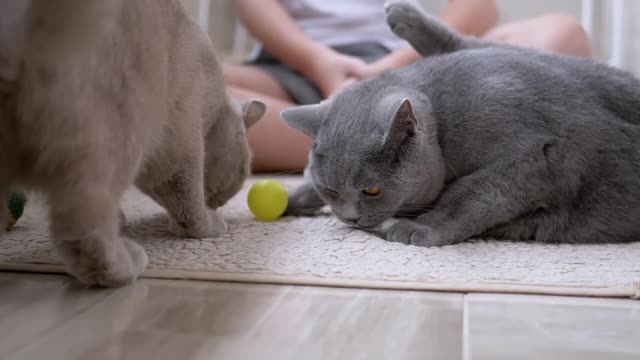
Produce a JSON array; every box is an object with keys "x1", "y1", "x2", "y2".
[{"x1": 5, "y1": 192, "x2": 27, "y2": 231}]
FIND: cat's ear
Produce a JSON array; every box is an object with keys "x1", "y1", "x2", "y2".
[
  {"x1": 384, "y1": 98, "x2": 417, "y2": 146},
  {"x1": 281, "y1": 103, "x2": 328, "y2": 139},
  {"x1": 241, "y1": 100, "x2": 266, "y2": 129}
]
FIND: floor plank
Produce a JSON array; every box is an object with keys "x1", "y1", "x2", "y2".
[
  {"x1": 7, "y1": 271, "x2": 638, "y2": 360},
  {"x1": 0, "y1": 273, "x2": 463, "y2": 360},
  {"x1": 465, "y1": 293, "x2": 640, "y2": 360}
]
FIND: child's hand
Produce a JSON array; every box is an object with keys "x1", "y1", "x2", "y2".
[
  {"x1": 328, "y1": 77, "x2": 358, "y2": 98},
  {"x1": 305, "y1": 49, "x2": 367, "y2": 98},
  {"x1": 356, "y1": 59, "x2": 392, "y2": 79},
  {"x1": 348, "y1": 53, "x2": 408, "y2": 82}
]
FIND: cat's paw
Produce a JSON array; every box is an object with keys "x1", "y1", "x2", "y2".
[
  {"x1": 283, "y1": 183, "x2": 325, "y2": 217},
  {"x1": 284, "y1": 204, "x2": 322, "y2": 217},
  {"x1": 64, "y1": 237, "x2": 148, "y2": 287},
  {"x1": 385, "y1": 1, "x2": 424, "y2": 39},
  {"x1": 386, "y1": 220, "x2": 448, "y2": 247},
  {"x1": 169, "y1": 209, "x2": 228, "y2": 238}
]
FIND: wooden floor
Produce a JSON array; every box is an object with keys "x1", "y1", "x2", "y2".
[{"x1": 0, "y1": 272, "x2": 639, "y2": 360}]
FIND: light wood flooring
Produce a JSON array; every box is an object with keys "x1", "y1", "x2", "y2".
[{"x1": 1, "y1": 272, "x2": 639, "y2": 360}]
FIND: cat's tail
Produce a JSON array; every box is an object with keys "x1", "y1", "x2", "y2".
[{"x1": 385, "y1": 1, "x2": 494, "y2": 58}]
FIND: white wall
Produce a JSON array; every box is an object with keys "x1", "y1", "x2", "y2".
[
  {"x1": 180, "y1": 0, "x2": 199, "y2": 18},
  {"x1": 596, "y1": 0, "x2": 640, "y2": 75},
  {"x1": 180, "y1": 0, "x2": 237, "y2": 53}
]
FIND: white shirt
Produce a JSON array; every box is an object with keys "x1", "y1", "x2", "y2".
[{"x1": 277, "y1": 0, "x2": 410, "y2": 51}]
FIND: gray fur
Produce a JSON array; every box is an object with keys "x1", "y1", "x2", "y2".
[
  {"x1": 0, "y1": 0, "x2": 265, "y2": 286},
  {"x1": 283, "y1": 1, "x2": 640, "y2": 247}
]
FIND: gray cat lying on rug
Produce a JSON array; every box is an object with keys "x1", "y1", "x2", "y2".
[
  {"x1": 0, "y1": 0, "x2": 264, "y2": 286},
  {"x1": 282, "y1": 1, "x2": 640, "y2": 247}
]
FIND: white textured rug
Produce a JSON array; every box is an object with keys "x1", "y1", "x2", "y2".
[{"x1": 2, "y1": 176, "x2": 639, "y2": 298}]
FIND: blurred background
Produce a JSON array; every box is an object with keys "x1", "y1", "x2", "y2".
[{"x1": 179, "y1": 0, "x2": 640, "y2": 75}]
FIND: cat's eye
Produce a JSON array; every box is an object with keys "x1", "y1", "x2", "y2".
[
  {"x1": 323, "y1": 187, "x2": 339, "y2": 198},
  {"x1": 362, "y1": 185, "x2": 381, "y2": 196}
]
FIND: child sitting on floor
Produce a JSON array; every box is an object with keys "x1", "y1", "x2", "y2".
[{"x1": 224, "y1": 0, "x2": 592, "y2": 172}]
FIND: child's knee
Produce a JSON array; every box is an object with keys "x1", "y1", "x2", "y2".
[{"x1": 540, "y1": 14, "x2": 592, "y2": 57}]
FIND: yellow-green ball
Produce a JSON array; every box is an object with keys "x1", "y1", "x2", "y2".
[{"x1": 248, "y1": 180, "x2": 288, "y2": 221}]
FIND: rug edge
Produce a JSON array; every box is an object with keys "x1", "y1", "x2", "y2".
[{"x1": 1, "y1": 262, "x2": 637, "y2": 299}]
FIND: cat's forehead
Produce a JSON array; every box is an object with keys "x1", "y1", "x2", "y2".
[
  {"x1": 325, "y1": 85, "x2": 405, "y2": 126},
  {"x1": 319, "y1": 99, "x2": 385, "y2": 139},
  {"x1": 312, "y1": 134, "x2": 389, "y2": 187},
  {"x1": 315, "y1": 126, "x2": 383, "y2": 156},
  {"x1": 312, "y1": 157, "x2": 383, "y2": 189}
]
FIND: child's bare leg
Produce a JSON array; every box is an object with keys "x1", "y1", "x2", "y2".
[
  {"x1": 229, "y1": 86, "x2": 312, "y2": 172},
  {"x1": 224, "y1": 64, "x2": 294, "y2": 102},
  {"x1": 485, "y1": 14, "x2": 592, "y2": 57},
  {"x1": 225, "y1": 63, "x2": 313, "y2": 171}
]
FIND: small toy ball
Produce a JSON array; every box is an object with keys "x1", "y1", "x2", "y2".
[
  {"x1": 247, "y1": 179, "x2": 288, "y2": 221},
  {"x1": 5, "y1": 192, "x2": 27, "y2": 231}
]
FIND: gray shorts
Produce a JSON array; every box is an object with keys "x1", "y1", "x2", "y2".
[{"x1": 247, "y1": 42, "x2": 391, "y2": 105}]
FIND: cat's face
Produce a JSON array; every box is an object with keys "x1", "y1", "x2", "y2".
[
  {"x1": 308, "y1": 144, "x2": 419, "y2": 227},
  {"x1": 205, "y1": 99, "x2": 265, "y2": 209},
  {"x1": 283, "y1": 90, "x2": 444, "y2": 228}
]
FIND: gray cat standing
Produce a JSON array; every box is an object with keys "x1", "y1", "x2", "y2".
[{"x1": 282, "y1": 1, "x2": 640, "y2": 247}]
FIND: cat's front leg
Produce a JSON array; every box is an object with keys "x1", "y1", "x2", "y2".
[
  {"x1": 118, "y1": 208, "x2": 127, "y2": 232},
  {"x1": 386, "y1": 218, "x2": 449, "y2": 247},
  {"x1": 284, "y1": 181, "x2": 325, "y2": 216},
  {"x1": 145, "y1": 169, "x2": 228, "y2": 238},
  {"x1": 0, "y1": 178, "x2": 7, "y2": 233},
  {"x1": 386, "y1": 150, "x2": 554, "y2": 247}
]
